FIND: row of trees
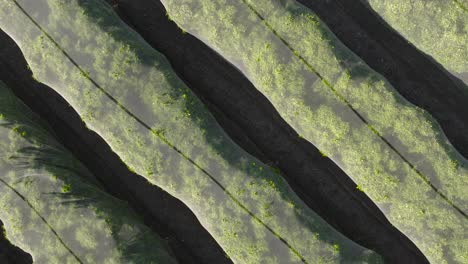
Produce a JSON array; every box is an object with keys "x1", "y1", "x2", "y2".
[
  {"x1": 0, "y1": 81, "x2": 177, "y2": 263},
  {"x1": 162, "y1": 0, "x2": 467, "y2": 263},
  {"x1": 365, "y1": 0, "x2": 468, "y2": 77},
  {"x1": 0, "y1": 0, "x2": 382, "y2": 263}
]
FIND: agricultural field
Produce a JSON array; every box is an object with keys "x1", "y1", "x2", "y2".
[
  {"x1": 0, "y1": 0, "x2": 383, "y2": 263},
  {"x1": 293, "y1": 0, "x2": 468, "y2": 162},
  {"x1": 0, "y1": 81, "x2": 177, "y2": 263},
  {"x1": 362, "y1": 0, "x2": 468, "y2": 85},
  {"x1": 97, "y1": 0, "x2": 430, "y2": 262},
  {"x1": 160, "y1": 0, "x2": 467, "y2": 263},
  {"x1": 0, "y1": 0, "x2": 465, "y2": 263}
]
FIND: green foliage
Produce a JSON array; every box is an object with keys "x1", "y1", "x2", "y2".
[
  {"x1": 365, "y1": 0, "x2": 468, "y2": 75},
  {"x1": 356, "y1": 185, "x2": 365, "y2": 193},
  {"x1": 0, "y1": 82, "x2": 177, "y2": 263},
  {"x1": 160, "y1": 0, "x2": 468, "y2": 263},
  {"x1": 61, "y1": 183, "x2": 71, "y2": 193},
  {"x1": 0, "y1": 0, "x2": 382, "y2": 263}
]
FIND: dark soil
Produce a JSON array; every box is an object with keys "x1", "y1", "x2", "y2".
[
  {"x1": 0, "y1": 221, "x2": 32, "y2": 264},
  {"x1": 108, "y1": 0, "x2": 429, "y2": 263},
  {"x1": 0, "y1": 30, "x2": 231, "y2": 264},
  {"x1": 297, "y1": 0, "x2": 468, "y2": 159}
]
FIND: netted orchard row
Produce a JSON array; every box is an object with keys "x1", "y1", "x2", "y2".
[{"x1": 0, "y1": 81, "x2": 177, "y2": 264}]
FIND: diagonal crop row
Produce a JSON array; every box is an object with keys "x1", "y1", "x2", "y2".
[
  {"x1": 0, "y1": 81, "x2": 178, "y2": 264},
  {"x1": 160, "y1": 0, "x2": 468, "y2": 263},
  {"x1": 105, "y1": 0, "x2": 428, "y2": 262},
  {"x1": 295, "y1": 0, "x2": 468, "y2": 161},
  {"x1": 0, "y1": 0, "x2": 383, "y2": 263},
  {"x1": 362, "y1": 0, "x2": 468, "y2": 84},
  {"x1": 0, "y1": 26, "x2": 232, "y2": 264}
]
